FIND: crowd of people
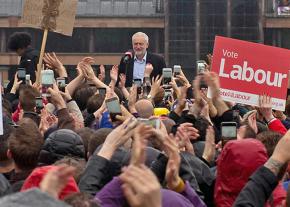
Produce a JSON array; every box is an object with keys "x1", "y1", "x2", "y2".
[{"x1": 1, "y1": 31, "x2": 290, "y2": 207}]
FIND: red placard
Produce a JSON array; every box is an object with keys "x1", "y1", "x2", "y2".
[{"x1": 211, "y1": 36, "x2": 290, "y2": 111}]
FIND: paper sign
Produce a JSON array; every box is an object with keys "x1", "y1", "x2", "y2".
[
  {"x1": 21, "y1": 0, "x2": 78, "y2": 36},
  {"x1": 211, "y1": 36, "x2": 290, "y2": 111}
]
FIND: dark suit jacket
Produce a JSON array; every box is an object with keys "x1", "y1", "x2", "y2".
[{"x1": 117, "y1": 52, "x2": 166, "y2": 87}]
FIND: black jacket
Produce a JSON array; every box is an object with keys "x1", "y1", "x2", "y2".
[
  {"x1": 78, "y1": 146, "x2": 160, "y2": 195},
  {"x1": 234, "y1": 166, "x2": 278, "y2": 207},
  {"x1": 150, "y1": 152, "x2": 203, "y2": 196},
  {"x1": 78, "y1": 155, "x2": 112, "y2": 195},
  {"x1": 117, "y1": 52, "x2": 166, "y2": 87},
  {"x1": 38, "y1": 129, "x2": 85, "y2": 165},
  {"x1": 7, "y1": 47, "x2": 39, "y2": 92}
]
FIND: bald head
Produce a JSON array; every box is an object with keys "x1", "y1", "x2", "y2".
[{"x1": 135, "y1": 99, "x2": 154, "y2": 118}]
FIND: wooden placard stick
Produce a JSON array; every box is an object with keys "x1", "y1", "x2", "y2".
[{"x1": 36, "y1": 28, "x2": 48, "y2": 85}]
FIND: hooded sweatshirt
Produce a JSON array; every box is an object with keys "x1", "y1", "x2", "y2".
[
  {"x1": 20, "y1": 165, "x2": 79, "y2": 200},
  {"x1": 214, "y1": 139, "x2": 285, "y2": 207}
]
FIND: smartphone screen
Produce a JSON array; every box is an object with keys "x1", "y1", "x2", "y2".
[
  {"x1": 98, "y1": 88, "x2": 106, "y2": 96},
  {"x1": 41, "y1": 70, "x2": 54, "y2": 97},
  {"x1": 133, "y1": 79, "x2": 142, "y2": 94},
  {"x1": 35, "y1": 97, "x2": 43, "y2": 113},
  {"x1": 138, "y1": 118, "x2": 160, "y2": 129},
  {"x1": 173, "y1": 65, "x2": 181, "y2": 76},
  {"x1": 221, "y1": 122, "x2": 237, "y2": 147},
  {"x1": 164, "y1": 89, "x2": 171, "y2": 97},
  {"x1": 163, "y1": 68, "x2": 172, "y2": 85},
  {"x1": 35, "y1": 97, "x2": 43, "y2": 109},
  {"x1": 106, "y1": 97, "x2": 121, "y2": 114},
  {"x1": 17, "y1": 68, "x2": 26, "y2": 82},
  {"x1": 56, "y1": 78, "x2": 66, "y2": 92},
  {"x1": 196, "y1": 60, "x2": 206, "y2": 74},
  {"x1": 25, "y1": 74, "x2": 30, "y2": 84},
  {"x1": 41, "y1": 70, "x2": 54, "y2": 86},
  {"x1": 221, "y1": 126, "x2": 237, "y2": 138}
]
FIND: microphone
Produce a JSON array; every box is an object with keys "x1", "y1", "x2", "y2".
[{"x1": 123, "y1": 50, "x2": 133, "y2": 64}]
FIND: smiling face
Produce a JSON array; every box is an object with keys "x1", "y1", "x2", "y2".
[{"x1": 132, "y1": 34, "x2": 149, "y2": 59}]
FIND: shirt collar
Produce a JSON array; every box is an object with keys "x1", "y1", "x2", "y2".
[{"x1": 134, "y1": 52, "x2": 147, "y2": 62}]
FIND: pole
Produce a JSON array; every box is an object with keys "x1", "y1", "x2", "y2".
[{"x1": 36, "y1": 28, "x2": 48, "y2": 84}]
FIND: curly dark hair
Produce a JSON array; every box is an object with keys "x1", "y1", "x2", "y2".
[{"x1": 7, "y1": 32, "x2": 32, "y2": 51}]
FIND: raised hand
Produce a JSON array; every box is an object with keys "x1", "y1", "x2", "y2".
[
  {"x1": 82, "y1": 57, "x2": 95, "y2": 65},
  {"x1": 175, "y1": 126, "x2": 195, "y2": 154},
  {"x1": 144, "y1": 63, "x2": 153, "y2": 77},
  {"x1": 110, "y1": 65, "x2": 119, "y2": 83},
  {"x1": 11, "y1": 73, "x2": 23, "y2": 94},
  {"x1": 40, "y1": 165, "x2": 76, "y2": 199},
  {"x1": 47, "y1": 84, "x2": 66, "y2": 110},
  {"x1": 120, "y1": 165, "x2": 161, "y2": 207},
  {"x1": 178, "y1": 123, "x2": 199, "y2": 140},
  {"x1": 258, "y1": 95, "x2": 274, "y2": 123},
  {"x1": 175, "y1": 69, "x2": 190, "y2": 87},
  {"x1": 119, "y1": 73, "x2": 127, "y2": 89},
  {"x1": 130, "y1": 124, "x2": 154, "y2": 166},
  {"x1": 128, "y1": 85, "x2": 137, "y2": 111},
  {"x1": 174, "y1": 86, "x2": 188, "y2": 116},
  {"x1": 202, "y1": 126, "x2": 216, "y2": 163},
  {"x1": 98, "y1": 118, "x2": 138, "y2": 160},
  {"x1": 79, "y1": 62, "x2": 96, "y2": 82},
  {"x1": 149, "y1": 75, "x2": 163, "y2": 99},
  {"x1": 98, "y1": 65, "x2": 106, "y2": 82},
  {"x1": 164, "y1": 134, "x2": 182, "y2": 191},
  {"x1": 43, "y1": 53, "x2": 67, "y2": 77}
]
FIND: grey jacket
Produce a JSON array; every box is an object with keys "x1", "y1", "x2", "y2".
[{"x1": 0, "y1": 188, "x2": 70, "y2": 207}]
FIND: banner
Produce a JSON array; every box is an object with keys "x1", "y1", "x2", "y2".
[
  {"x1": 21, "y1": 0, "x2": 78, "y2": 36},
  {"x1": 211, "y1": 36, "x2": 290, "y2": 111}
]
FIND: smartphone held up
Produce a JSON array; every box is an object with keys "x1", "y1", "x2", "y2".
[
  {"x1": 17, "y1": 68, "x2": 26, "y2": 84},
  {"x1": 41, "y1": 70, "x2": 54, "y2": 97},
  {"x1": 105, "y1": 97, "x2": 122, "y2": 122},
  {"x1": 221, "y1": 122, "x2": 237, "y2": 147},
  {"x1": 162, "y1": 68, "x2": 172, "y2": 87},
  {"x1": 56, "y1": 77, "x2": 66, "y2": 92}
]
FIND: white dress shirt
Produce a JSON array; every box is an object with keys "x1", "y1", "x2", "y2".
[{"x1": 133, "y1": 52, "x2": 147, "y2": 80}]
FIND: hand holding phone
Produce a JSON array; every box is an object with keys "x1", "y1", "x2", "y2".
[
  {"x1": 173, "y1": 65, "x2": 181, "y2": 77},
  {"x1": 41, "y1": 70, "x2": 54, "y2": 97},
  {"x1": 164, "y1": 89, "x2": 172, "y2": 102},
  {"x1": 56, "y1": 77, "x2": 66, "y2": 92},
  {"x1": 196, "y1": 60, "x2": 207, "y2": 74},
  {"x1": 35, "y1": 97, "x2": 43, "y2": 114},
  {"x1": 133, "y1": 79, "x2": 142, "y2": 94},
  {"x1": 162, "y1": 68, "x2": 172, "y2": 86},
  {"x1": 25, "y1": 74, "x2": 31, "y2": 85},
  {"x1": 137, "y1": 118, "x2": 160, "y2": 129},
  {"x1": 17, "y1": 68, "x2": 26, "y2": 84},
  {"x1": 221, "y1": 122, "x2": 237, "y2": 147},
  {"x1": 105, "y1": 97, "x2": 122, "y2": 121}
]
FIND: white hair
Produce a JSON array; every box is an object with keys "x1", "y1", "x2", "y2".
[{"x1": 132, "y1": 32, "x2": 149, "y2": 43}]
